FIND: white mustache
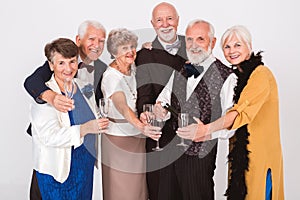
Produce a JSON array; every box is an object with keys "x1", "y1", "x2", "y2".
[
  {"x1": 159, "y1": 27, "x2": 174, "y2": 32},
  {"x1": 188, "y1": 47, "x2": 204, "y2": 53}
]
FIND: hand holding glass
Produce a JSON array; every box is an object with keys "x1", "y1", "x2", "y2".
[{"x1": 143, "y1": 104, "x2": 154, "y2": 124}]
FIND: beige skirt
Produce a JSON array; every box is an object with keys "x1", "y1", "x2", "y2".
[{"x1": 101, "y1": 134, "x2": 148, "y2": 200}]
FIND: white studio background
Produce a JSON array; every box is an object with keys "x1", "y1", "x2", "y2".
[{"x1": 0, "y1": 0, "x2": 299, "y2": 199}]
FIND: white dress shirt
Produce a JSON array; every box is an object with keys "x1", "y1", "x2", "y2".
[
  {"x1": 157, "y1": 54, "x2": 237, "y2": 139},
  {"x1": 77, "y1": 58, "x2": 95, "y2": 87}
]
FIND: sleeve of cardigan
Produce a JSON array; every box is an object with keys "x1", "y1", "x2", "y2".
[{"x1": 229, "y1": 66, "x2": 271, "y2": 130}]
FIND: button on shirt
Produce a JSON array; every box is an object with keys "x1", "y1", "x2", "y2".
[{"x1": 157, "y1": 54, "x2": 237, "y2": 139}]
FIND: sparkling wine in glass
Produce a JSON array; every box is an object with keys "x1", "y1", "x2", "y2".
[
  {"x1": 99, "y1": 98, "x2": 109, "y2": 118},
  {"x1": 96, "y1": 98, "x2": 109, "y2": 133},
  {"x1": 152, "y1": 118, "x2": 164, "y2": 151},
  {"x1": 143, "y1": 104, "x2": 154, "y2": 124},
  {"x1": 64, "y1": 79, "x2": 76, "y2": 98},
  {"x1": 177, "y1": 113, "x2": 189, "y2": 147}
]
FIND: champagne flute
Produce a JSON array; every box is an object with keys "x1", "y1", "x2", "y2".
[
  {"x1": 143, "y1": 104, "x2": 154, "y2": 124},
  {"x1": 64, "y1": 79, "x2": 75, "y2": 98},
  {"x1": 177, "y1": 113, "x2": 189, "y2": 147},
  {"x1": 99, "y1": 98, "x2": 109, "y2": 118},
  {"x1": 152, "y1": 118, "x2": 164, "y2": 151},
  {"x1": 97, "y1": 98, "x2": 109, "y2": 133}
]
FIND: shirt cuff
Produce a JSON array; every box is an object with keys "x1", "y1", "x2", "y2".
[
  {"x1": 211, "y1": 129, "x2": 236, "y2": 140},
  {"x1": 35, "y1": 96, "x2": 47, "y2": 104},
  {"x1": 71, "y1": 125, "x2": 83, "y2": 148}
]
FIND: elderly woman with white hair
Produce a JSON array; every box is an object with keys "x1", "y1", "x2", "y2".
[
  {"x1": 179, "y1": 25, "x2": 285, "y2": 200},
  {"x1": 100, "y1": 28, "x2": 161, "y2": 200}
]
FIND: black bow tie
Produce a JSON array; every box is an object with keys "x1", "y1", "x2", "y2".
[
  {"x1": 184, "y1": 63, "x2": 204, "y2": 78},
  {"x1": 79, "y1": 62, "x2": 94, "y2": 73}
]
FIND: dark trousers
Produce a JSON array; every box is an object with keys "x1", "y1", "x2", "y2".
[
  {"x1": 30, "y1": 170, "x2": 42, "y2": 200},
  {"x1": 146, "y1": 139, "x2": 217, "y2": 200}
]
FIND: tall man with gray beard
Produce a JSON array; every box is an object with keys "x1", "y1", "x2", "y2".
[{"x1": 152, "y1": 19, "x2": 236, "y2": 200}]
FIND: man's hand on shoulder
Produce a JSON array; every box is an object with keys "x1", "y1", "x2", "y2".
[{"x1": 142, "y1": 42, "x2": 152, "y2": 50}]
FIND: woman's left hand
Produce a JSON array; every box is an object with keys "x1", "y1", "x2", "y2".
[
  {"x1": 142, "y1": 125, "x2": 162, "y2": 141},
  {"x1": 140, "y1": 112, "x2": 152, "y2": 124}
]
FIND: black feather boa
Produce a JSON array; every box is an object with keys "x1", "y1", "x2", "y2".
[{"x1": 225, "y1": 52, "x2": 264, "y2": 200}]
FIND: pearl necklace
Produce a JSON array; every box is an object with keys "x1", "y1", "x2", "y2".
[{"x1": 122, "y1": 75, "x2": 137, "y2": 100}]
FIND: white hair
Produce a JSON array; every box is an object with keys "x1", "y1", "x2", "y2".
[
  {"x1": 186, "y1": 19, "x2": 215, "y2": 43},
  {"x1": 221, "y1": 25, "x2": 252, "y2": 51},
  {"x1": 77, "y1": 20, "x2": 106, "y2": 39}
]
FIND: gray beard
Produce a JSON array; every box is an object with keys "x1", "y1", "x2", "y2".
[
  {"x1": 158, "y1": 29, "x2": 176, "y2": 43},
  {"x1": 187, "y1": 47, "x2": 211, "y2": 66}
]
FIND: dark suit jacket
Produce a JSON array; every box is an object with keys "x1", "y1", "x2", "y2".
[
  {"x1": 24, "y1": 59, "x2": 107, "y2": 135},
  {"x1": 135, "y1": 35, "x2": 187, "y2": 115}
]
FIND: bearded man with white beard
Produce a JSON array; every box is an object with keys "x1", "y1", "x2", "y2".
[
  {"x1": 150, "y1": 19, "x2": 237, "y2": 200},
  {"x1": 135, "y1": 2, "x2": 187, "y2": 200}
]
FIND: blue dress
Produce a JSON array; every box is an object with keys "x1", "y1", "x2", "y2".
[{"x1": 36, "y1": 89, "x2": 96, "y2": 200}]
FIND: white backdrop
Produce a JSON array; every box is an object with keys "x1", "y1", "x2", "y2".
[{"x1": 1, "y1": 0, "x2": 299, "y2": 199}]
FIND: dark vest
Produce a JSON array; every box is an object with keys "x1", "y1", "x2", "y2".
[{"x1": 162, "y1": 59, "x2": 233, "y2": 157}]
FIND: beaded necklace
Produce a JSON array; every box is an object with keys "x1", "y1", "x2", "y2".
[{"x1": 122, "y1": 75, "x2": 137, "y2": 100}]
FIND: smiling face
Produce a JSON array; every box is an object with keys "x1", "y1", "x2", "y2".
[
  {"x1": 222, "y1": 34, "x2": 251, "y2": 65},
  {"x1": 185, "y1": 22, "x2": 216, "y2": 65},
  {"x1": 115, "y1": 43, "x2": 137, "y2": 67},
  {"x1": 76, "y1": 25, "x2": 106, "y2": 63},
  {"x1": 151, "y1": 3, "x2": 179, "y2": 43},
  {"x1": 49, "y1": 52, "x2": 78, "y2": 88}
]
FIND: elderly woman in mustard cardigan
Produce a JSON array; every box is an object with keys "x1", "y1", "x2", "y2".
[{"x1": 177, "y1": 25, "x2": 284, "y2": 200}]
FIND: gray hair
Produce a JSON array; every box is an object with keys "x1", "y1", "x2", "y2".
[
  {"x1": 186, "y1": 19, "x2": 215, "y2": 43},
  {"x1": 221, "y1": 25, "x2": 252, "y2": 51},
  {"x1": 106, "y1": 28, "x2": 138, "y2": 57},
  {"x1": 77, "y1": 20, "x2": 106, "y2": 39}
]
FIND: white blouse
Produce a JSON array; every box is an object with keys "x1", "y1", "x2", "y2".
[{"x1": 101, "y1": 65, "x2": 140, "y2": 137}]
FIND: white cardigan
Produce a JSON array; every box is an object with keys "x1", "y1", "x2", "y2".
[{"x1": 30, "y1": 75, "x2": 99, "y2": 183}]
